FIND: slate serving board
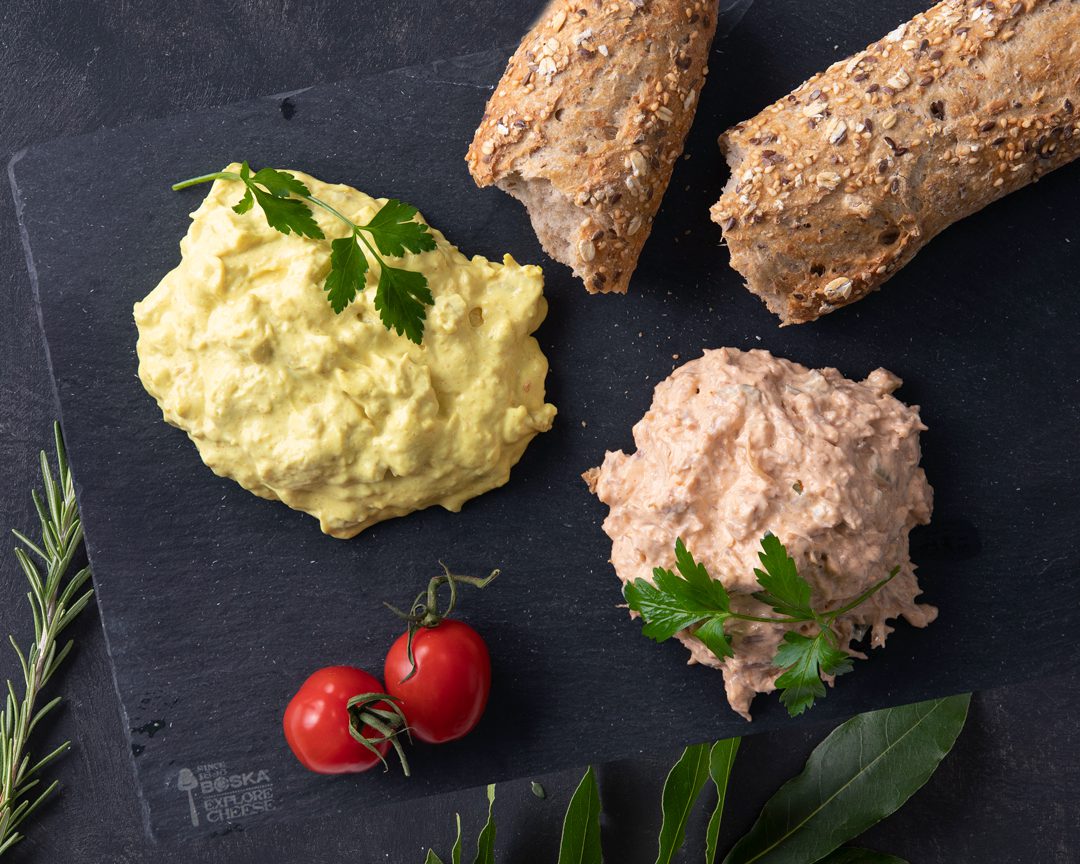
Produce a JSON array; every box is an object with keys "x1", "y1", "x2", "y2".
[{"x1": 9, "y1": 0, "x2": 1080, "y2": 842}]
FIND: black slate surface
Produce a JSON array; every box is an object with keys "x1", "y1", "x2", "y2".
[{"x1": 7, "y1": 0, "x2": 1080, "y2": 848}]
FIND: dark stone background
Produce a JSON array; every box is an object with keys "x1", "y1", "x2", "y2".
[{"x1": 0, "y1": 1, "x2": 1076, "y2": 861}]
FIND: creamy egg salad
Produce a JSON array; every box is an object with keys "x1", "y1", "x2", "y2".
[{"x1": 134, "y1": 168, "x2": 556, "y2": 538}]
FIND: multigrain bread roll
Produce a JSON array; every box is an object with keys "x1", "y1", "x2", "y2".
[
  {"x1": 711, "y1": 0, "x2": 1080, "y2": 324},
  {"x1": 467, "y1": 0, "x2": 719, "y2": 294}
]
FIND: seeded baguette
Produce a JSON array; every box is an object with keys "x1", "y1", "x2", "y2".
[
  {"x1": 711, "y1": 0, "x2": 1080, "y2": 324},
  {"x1": 467, "y1": 0, "x2": 719, "y2": 294}
]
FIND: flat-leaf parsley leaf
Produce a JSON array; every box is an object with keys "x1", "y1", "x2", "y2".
[
  {"x1": 752, "y1": 532, "x2": 814, "y2": 620},
  {"x1": 376, "y1": 265, "x2": 435, "y2": 345},
  {"x1": 235, "y1": 163, "x2": 325, "y2": 239},
  {"x1": 773, "y1": 631, "x2": 854, "y2": 716},
  {"x1": 624, "y1": 538, "x2": 733, "y2": 657},
  {"x1": 365, "y1": 199, "x2": 438, "y2": 257},
  {"x1": 324, "y1": 235, "x2": 370, "y2": 315}
]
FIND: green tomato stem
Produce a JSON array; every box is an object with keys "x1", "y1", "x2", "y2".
[{"x1": 347, "y1": 693, "x2": 411, "y2": 777}]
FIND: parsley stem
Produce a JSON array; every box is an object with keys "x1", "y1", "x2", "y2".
[
  {"x1": 171, "y1": 171, "x2": 359, "y2": 240},
  {"x1": 170, "y1": 171, "x2": 240, "y2": 191},
  {"x1": 304, "y1": 194, "x2": 357, "y2": 231},
  {"x1": 304, "y1": 195, "x2": 404, "y2": 275},
  {"x1": 355, "y1": 230, "x2": 386, "y2": 268},
  {"x1": 726, "y1": 612, "x2": 806, "y2": 626},
  {"x1": 171, "y1": 173, "x2": 385, "y2": 268},
  {"x1": 172, "y1": 173, "x2": 383, "y2": 262},
  {"x1": 825, "y1": 567, "x2": 900, "y2": 622},
  {"x1": 301, "y1": 195, "x2": 393, "y2": 275}
]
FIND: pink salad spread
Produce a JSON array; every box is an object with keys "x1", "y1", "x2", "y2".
[{"x1": 586, "y1": 348, "x2": 936, "y2": 718}]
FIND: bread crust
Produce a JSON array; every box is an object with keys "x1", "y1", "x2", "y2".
[
  {"x1": 712, "y1": 0, "x2": 1080, "y2": 324},
  {"x1": 467, "y1": 0, "x2": 719, "y2": 294}
]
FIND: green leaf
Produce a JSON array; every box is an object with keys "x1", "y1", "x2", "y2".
[
  {"x1": 656, "y1": 744, "x2": 712, "y2": 864},
  {"x1": 232, "y1": 162, "x2": 255, "y2": 214},
  {"x1": 665, "y1": 539, "x2": 732, "y2": 616},
  {"x1": 624, "y1": 579, "x2": 713, "y2": 642},
  {"x1": 232, "y1": 187, "x2": 254, "y2": 215},
  {"x1": 557, "y1": 765, "x2": 602, "y2": 864},
  {"x1": 249, "y1": 185, "x2": 325, "y2": 240},
  {"x1": 722, "y1": 694, "x2": 971, "y2": 864},
  {"x1": 816, "y1": 849, "x2": 908, "y2": 864},
  {"x1": 452, "y1": 813, "x2": 462, "y2": 864},
  {"x1": 625, "y1": 539, "x2": 732, "y2": 646},
  {"x1": 364, "y1": 199, "x2": 438, "y2": 257},
  {"x1": 374, "y1": 265, "x2": 432, "y2": 344},
  {"x1": 674, "y1": 537, "x2": 710, "y2": 585},
  {"x1": 323, "y1": 235, "x2": 370, "y2": 313},
  {"x1": 694, "y1": 617, "x2": 735, "y2": 662},
  {"x1": 752, "y1": 534, "x2": 813, "y2": 620},
  {"x1": 773, "y1": 631, "x2": 853, "y2": 717},
  {"x1": 0, "y1": 831, "x2": 22, "y2": 856},
  {"x1": 472, "y1": 784, "x2": 496, "y2": 864},
  {"x1": 531, "y1": 781, "x2": 546, "y2": 799},
  {"x1": 251, "y1": 167, "x2": 311, "y2": 199},
  {"x1": 425, "y1": 851, "x2": 445, "y2": 864},
  {"x1": 705, "y1": 738, "x2": 740, "y2": 864}
]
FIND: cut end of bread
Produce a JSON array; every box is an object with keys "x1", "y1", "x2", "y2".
[
  {"x1": 497, "y1": 171, "x2": 630, "y2": 295},
  {"x1": 713, "y1": 140, "x2": 804, "y2": 324},
  {"x1": 498, "y1": 173, "x2": 576, "y2": 273}
]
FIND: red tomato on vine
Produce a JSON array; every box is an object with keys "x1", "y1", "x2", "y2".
[
  {"x1": 384, "y1": 565, "x2": 497, "y2": 744},
  {"x1": 283, "y1": 665, "x2": 409, "y2": 775}
]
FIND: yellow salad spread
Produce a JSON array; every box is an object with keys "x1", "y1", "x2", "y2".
[{"x1": 134, "y1": 166, "x2": 556, "y2": 538}]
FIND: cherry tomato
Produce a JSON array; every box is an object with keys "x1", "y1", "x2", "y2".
[
  {"x1": 384, "y1": 620, "x2": 491, "y2": 744},
  {"x1": 283, "y1": 666, "x2": 391, "y2": 774}
]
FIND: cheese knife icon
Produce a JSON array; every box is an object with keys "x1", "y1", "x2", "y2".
[{"x1": 177, "y1": 768, "x2": 199, "y2": 827}]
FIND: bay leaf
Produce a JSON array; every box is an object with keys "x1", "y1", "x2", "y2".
[
  {"x1": 557, "y1": 766, "x2": 602, "y2": 864},
  {"x1": 657, "y1": 743, "x2": 712, "y2": 864},
  {"x1": 705, "y1": 738, "x2": 741, "y2": 863},
  {"x1": 424, "y1": 811, "x2": 462, "y2": 864},
  {"x1": 723, "y1": 694, "x2": 970, "y2": 864},
  {"x1": 472, "y1": 785, "x2": 496, "y2": 864}
]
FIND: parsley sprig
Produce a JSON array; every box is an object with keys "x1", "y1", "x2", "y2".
[
  {"x1": 624, "y1": 535, "x2": 899, "y2": 717},
  {"x1": 172, "y1": 163, "x2": 438, "y2": 343}
]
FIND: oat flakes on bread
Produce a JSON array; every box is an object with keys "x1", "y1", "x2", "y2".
[
  {"x1": 467, "y1": 0, "x2": 720, "y2": 294},
  {"x1": 711, "y1": 0, "x2": 1080, "y2": 324}
]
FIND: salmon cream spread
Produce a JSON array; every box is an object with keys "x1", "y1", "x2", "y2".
[
  {"x1": 586, "y1": 348, "x2": 935, "y2": 718},
  {"x1": 135, "y1": 167, "x2": 556, "y2": 539}
]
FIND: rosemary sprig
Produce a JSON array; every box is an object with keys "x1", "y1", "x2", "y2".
[{"x1": 0, "y1": 423, "x2": 94, "y2": 856}]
